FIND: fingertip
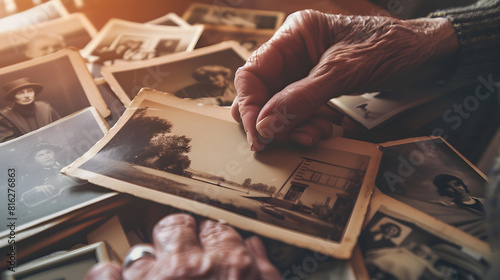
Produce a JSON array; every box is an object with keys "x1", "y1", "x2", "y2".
[{"x1": 85, "y1": 262, "x2": 121, "y2": 280}]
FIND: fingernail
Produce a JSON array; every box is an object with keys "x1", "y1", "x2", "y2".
[
  {"x1": 291, "y1": 131, "x2": 313, "y2": 146},
  {"x1": 256, "y1": 114, "x2": 286, "y2": 139}
]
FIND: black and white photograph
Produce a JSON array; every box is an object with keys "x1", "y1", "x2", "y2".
[
  {"x1": 357, "y1": 193, "x2": 492, "y2": 280},
  {"x1": 0, "y1": 48, "x2": 110, "y2": 143},
  {"x1": 195, "y1": 25, "x2": 274, "y2": 52},
  {"x1": 0, "y1": 13, "x2": 97, "y2": 68},
  {"x1": 0, "y1": 107, "x2": 115, "y2": 239},
  {"x1": 100, "y1": 41, "x2": 249, "y2": 106},
  {"x1": 147, "y1": 12, "x2": 191, "y2": 27},
  {"x1": 80, "y1": 18, "x2": 203, "y2": 65},
  {"x1": 0, "y1": 0, "x2": 69, "y2": 33},
  {"x1": 329, "y1": 88, "x2": 444, "y2": 129},
  {"x1": 375, "y1": 136, "x2": 490, "y2": 241},
  {"x1": 63, "y1": 90, "x2": 380, "y2": 259},
  {"x1": 182, "y1": 3, "x2": 285, "y2": 30}
]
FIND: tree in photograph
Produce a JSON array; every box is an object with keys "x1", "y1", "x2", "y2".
[{"x1": 144, "y1": 133, "x2": 192, "y2": 175}]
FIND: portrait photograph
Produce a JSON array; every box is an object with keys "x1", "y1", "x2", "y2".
[
  {"x1": 0, "y1": 13, "x2": 97, "y2": 68},
  {"x1": 182, "y1": 3, "x2": 285, "y2": 30},
  {"x1": 329, "y1": 87, "x2": 444, "y2": 130},
  {"x1": 0, "y1": 0, "x2": 69, "y2": 33},
  {"x1": 195, "y1": 25, "x2": 275, "y2": 52},
  {"x1": 80, "y1": 18, "x2": 203, "y2": 65},
  {"x1": 0, "y1": 107, "x2": 115, "y2": 239},
  {"x1": 63, "y1": 90, "x2": 381, "y2": 259},
  {"x1": 0, "y1": 48, "x2": 110, "y2": 143},
  {"x1": 375, "y1": 136, "x2": 490, "y2": 241},
  {"x1": 356, "y1": 192, "x2": 493, "y2": 280},
  {"x1": 147, "y1": 12, "x2": 191, "y2": 27},
  {"x1": 100, "y1": 41, "x2": 249, "y2": 106}
]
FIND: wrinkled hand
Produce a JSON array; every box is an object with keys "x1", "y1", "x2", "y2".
[
  {"x1": 85, "y1": 213, "x2": 281, "y2": 280},
  {"x1": 231, "y1": 10, "x2": 458, "y2": 151}
]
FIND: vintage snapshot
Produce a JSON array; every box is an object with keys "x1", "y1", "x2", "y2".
[
  {"x1": 147, "y1": 12, "x2": 191, "y2": 27},
  {"x1": 195, "y1": 25, "x2": 274, "y2": 52},
  {"x1": 0, "y1": 13, "x2": 97, "y2": 68},
  {"x1": 100, "y1": 41, "x2": 249, "y2": 106},
  {"x1": 329, "y1": 88, "x2": 444, "y2": 129},
  {"x1": 81, "y1": 18, "x2": 203, "y2": 65},
  {"x1": 375, "y1": 136, "x2": 490, "y2": 241},
  {"x1": 0, "y1": 0, "x2": 69, "y2": 33},
  {"x1": 0, "y1": 48, "x2": 110, "y2": 143},
  {"x1": 0, "y1": 107, "x2": 116, "y2": 239},
  {"x1": 356, "y1": 190, "x2": 492, "y2": 280},
  {"x1": 2, "y1": 241, "x2": 111, "y2": 280},
  {"x1": 182, "y1": 3, "x2": 285, "y2": 30},
  {"x1": 63, "y1": 90, "x2": 381, "y2": 259}
]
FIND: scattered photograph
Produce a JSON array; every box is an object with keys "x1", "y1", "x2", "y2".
[
  {"x1": 0, "y1": 48, "x2": 110, "y2": 143},
  {"x1": 63, "y1": 90, "x2": 381, "y2": 259},
  {"x1": 0, "y1": 0, "x2": 69, "y2": 33},
  {"x1": 0, "y1": 13, "x2": 97, "y2": 68},
  {"x1": 80, "y1": 18, "x2": 203, "y2": 65},
  {"x1": 0, "y1": 107, "x2": 116, "y2": 238},
  {"x1": 195, "y1": 25, "x2": 274, "y2": 52},
  {"x1": 100, "y1": 41, "x2": 249, "y2": 106},
  {"x1": 329, "y1": 88, "x2": 444, "y2": 129},
  {"x1": 182, "y1": 3, "x2": 285, "y2": 30},
  {"x1": 357, "y1": 191, "x2": 492, "y2": 280},
  {"x1": 147, "y1": 12, "x2": 191, "y2": 27},
  {"x1": 375, "y1": 136, "x2": 490, "y2": 241}
]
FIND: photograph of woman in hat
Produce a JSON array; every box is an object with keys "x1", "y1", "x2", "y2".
[
  {"x1": 0, "y1": 77, "x2": 61, "y2": 142},
  {"x1": 174, "y1": 65, "x2": 236, "y2": 106}
]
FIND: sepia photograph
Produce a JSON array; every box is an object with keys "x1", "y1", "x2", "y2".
[
  {"x1": 63, "y1": 90, "x2": 381, "y2": 259},
  {"x1": 329, "y1": 88, "x2": 444, "y2": 130},
  {"x1": 0, "y1": 107, "x2": 116, "y2": 239},
  {"x1": 375, "y1": 136, "x2": 490, "y2": 241},
  {"x1": 182, "y1": 3, "x2": 285, "y2": 30},
  {"x1": 195, "y1": 25, "x2": 274, "y2": 52},
  {"x1": 147, "y1": 12, "x2": 191, "y2": 27},
  {"x1": 357, "y1": 191, "x2": 492, "y2": 280},
  {"x1": 0, "y1": 0, "x2": 69, "y2": 33},
  {"x1": 100, "y1": 41, "x2": 249, "y2": 106},
  {"x1": 0, "y1": 13, "x2": 97, "y2": 68},
  {"x1": 80, "y1": 18, "x2": 203, "y2": 65},
  {"x1": 0, "y1": 48, "x2": 110, "y2": 143}
]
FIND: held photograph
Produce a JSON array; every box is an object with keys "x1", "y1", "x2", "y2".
[
  {"x1": 100, "y1": 41, "x2": 249, "y2": 106},
  {"x1": 0, "y1": 107, "x2": 115, "y2": 239},
  {"x1": 62, "y1": 90, "x2": 381, "y2": 259},
  {"x1": 0, "y1": 13, "x2": 97, "y2": 68},
  {"x1": 80, "y1": 18, "x2": 203, "y2": 65},
  {"x1": 328, "y1": 88, "x2": 444, "y2": 130},
  {"x1": 356, "y1": 191, "x2": 492, "y2": 280},
  {"x1": 0, "y1": 48, "x2": 110, "y2": 143},
  {"x1": 182, "y1": 3, "x2": 285, "y2": 30},
  {"x1": 375, "y1": 136, "x2": 490, "y2": 241},
  {"x1": 194, "y1": 25, "x2": 274, "y2": 52}
]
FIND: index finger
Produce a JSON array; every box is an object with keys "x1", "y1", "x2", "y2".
[{"x1": 151, "y1": 213, "x2": 202, "y2": 256}]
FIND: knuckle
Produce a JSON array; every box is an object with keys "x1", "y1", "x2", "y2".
[{"x1": 153, "y1": 213, "x2": 195, "y2": 235}]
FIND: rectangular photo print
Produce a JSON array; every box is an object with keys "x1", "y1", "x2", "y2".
[
  {"x1": 0, "y1": 47, "x2": 110, "y2": 143},
  {"x1": 0, "y1": 13, "x2": 97, "y2": 68},
  {"x1": 375, "y1": 136, "x2": 490, "y2": 241},
  {"x1": 195, "y1": 25, "x2": 274, "y2": 53},
  {"x1": 0, "y1": 0, "x2": 69, "y2": 33},
  {"x1": 182, "y1": 3, "x2": 285, "y2": 30},
  {"x1": 356, "y1": 191, "x2": 493, "y2": 280},
  {"x1": 0, "y1": 107, "x2": 116, "y2": 239},
  {"x1": 100, "y1": 41, "x2": 249, "y2": 106},
  {"x1": 63, "y1": 89, "x2": 381, "y2": 259},
  {"x1": 329, "y1": 87, "x2": 444, "y2": 130},
  {"x1": 147, "y1": 12, "x2": 191, "y2": 27},
  {"x1": 81, "y1": 18, "x2": 203, "y2": 66}
]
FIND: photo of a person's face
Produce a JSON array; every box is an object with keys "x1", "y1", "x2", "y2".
[
  {"x1": 14, "y1": 87, "x2": 35, "y2": 105},
  {"x1": 34, "y1": 148, "x2": 56, "y2": 168},
  {"x1": 25, "y1": 34, "x2": 66, "y2": 58},
  {"x1": 206, "y1": 72, "x2": 226, "y2": 88},
  {"x1": 444, "y1": 180, "x2": 468, "y2": 199},
  {"x1": 382, "y1": 224, "x2": 400, "y2": 239}
]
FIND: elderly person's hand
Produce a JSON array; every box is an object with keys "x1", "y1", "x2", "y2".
[
  {"x1": 231, "y1": 10, "x2": 459, "y2": 151},
  {"x1": 85, "y1": 213, "x2": 281, "y2": 280}
]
